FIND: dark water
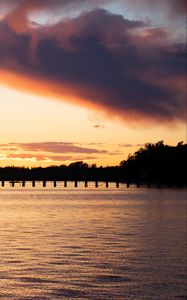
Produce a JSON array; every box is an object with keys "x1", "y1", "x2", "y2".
[{"x1": 0, "y1": 187, "x2": 186, "y2": 299}]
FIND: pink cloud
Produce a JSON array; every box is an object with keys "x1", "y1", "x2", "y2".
[{"x1": 0, "y1": 142, "x2": 108, "y2": 155}]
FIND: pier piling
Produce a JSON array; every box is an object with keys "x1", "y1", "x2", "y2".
[{"x1": 0, "y1": 180, "x2": 171, "y2": 189}]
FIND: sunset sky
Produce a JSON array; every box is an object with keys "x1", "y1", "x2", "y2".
[{"x1": 0, "y1": 0, "x2": 186, "y2": 167}]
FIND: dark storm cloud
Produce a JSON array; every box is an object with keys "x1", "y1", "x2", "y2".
[{"x1": 0, "y1": 2, "x2": 186, "y2": 124}]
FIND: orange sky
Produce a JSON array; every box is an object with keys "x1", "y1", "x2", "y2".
[
  {"x1": 0, "y1": 83, "x2": 185, "y2": 167},
  {"x1": 0, "y1": 0, "x2": 186, "y2": 167}
]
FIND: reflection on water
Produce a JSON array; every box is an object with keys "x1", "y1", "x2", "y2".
[{"x1": 0, "y1": 187, "x2": 186, "y2": 299}]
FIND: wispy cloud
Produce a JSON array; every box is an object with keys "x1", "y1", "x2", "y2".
[
  {"x1": 93, "y1": 123, "x2": 105, "y2": 129},
  {"x1": 6, "y1": 153, "x2": 47, "y2": 161},
  {"x1": 119, "y1": 144, "x2": 133, "y2": 148},
  {"x1": 5, "y1": 152, "x2": 97, "y2": 162},
  {"x1": 0, "y1": 142, "x2": 108, "y2": 154}
]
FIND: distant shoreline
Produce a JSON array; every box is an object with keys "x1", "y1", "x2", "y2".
[{"x1": 0, "y1": 141, "x2": 186, "y2": 186}]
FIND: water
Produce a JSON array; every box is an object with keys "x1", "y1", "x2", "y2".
[{"x1": 0, "y1": 186, "x2": 186, "y2": 299}]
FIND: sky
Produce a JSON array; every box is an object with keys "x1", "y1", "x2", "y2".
[{"x1": 0, "y1": 0, "x2": 186, "y2": 167}]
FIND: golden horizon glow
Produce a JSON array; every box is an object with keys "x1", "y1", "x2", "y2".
[{"x1": 0, "y1": 82, "x2": 186, "y2": 167}]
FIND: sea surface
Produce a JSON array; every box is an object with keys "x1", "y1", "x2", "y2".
[{"x1": 0, "y1": 184, "x2": 186, "y2": 300}]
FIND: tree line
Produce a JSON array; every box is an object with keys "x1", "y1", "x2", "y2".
[{"x1": 0, "y1": 141, "x2": 186, "y2": 185}]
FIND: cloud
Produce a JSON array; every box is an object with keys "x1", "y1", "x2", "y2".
[
  {"x1": 93, "y1": 123, "x2": 105, "y2": 129},
  {"x1": 119, "y1": 144, "x2": 133, "y2": 147},
  {"x1": 0, "y1": 1, "x2": 185, "y2": 125},
  {"x1": 46, "y1": 155, "x2": 97, "y2": 162},
  {"x1": 117, "y1": 0, "x2": 186, "y2": 20},
  {"x1": 0, "y1": 142, "x2": 108, "y2": 154},
  {"x1": 6, "y1": 153, "x2": 47, "y2": 161},
  {"x1": 5, "y1": 153, "x2": 97, "y2": 162}
]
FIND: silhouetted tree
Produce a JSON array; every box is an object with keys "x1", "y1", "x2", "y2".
[
  {"x1": 0, "y1": 141, "x2": 186, "y2": 185},
  {"x1": 120, "y1": 141, "x2": 187, "y2": 185}
]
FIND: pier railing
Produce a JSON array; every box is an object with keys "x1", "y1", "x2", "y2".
[{"x1": 0, "y1": 180, "x2": 182, "y2": 188}]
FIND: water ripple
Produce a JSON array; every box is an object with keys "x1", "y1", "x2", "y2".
[{"x1": 0, "y1": 188, "x2": 186, "y2": 299}]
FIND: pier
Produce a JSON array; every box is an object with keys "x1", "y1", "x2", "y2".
[{"x1": 0, "y1": 180, "x2": 175, "y2": 188}]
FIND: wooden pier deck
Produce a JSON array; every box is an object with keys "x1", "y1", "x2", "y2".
[{"x1": 0, "y1": 180, "x2": 172, "y2": 188}]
